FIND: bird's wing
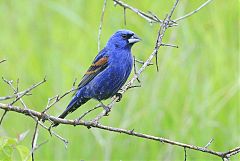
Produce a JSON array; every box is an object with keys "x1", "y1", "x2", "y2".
[{"x1": 77, "y1": 48, "x2": 109, "y2": 90}]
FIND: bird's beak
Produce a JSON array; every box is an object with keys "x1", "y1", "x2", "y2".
[{"x1": 128, "y1": 34, "x2": 141, "y2": 44}]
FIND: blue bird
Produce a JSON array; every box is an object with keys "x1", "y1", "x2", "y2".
[{"x1": 53, "y1": 29, "x2": 140, "y2": 127}]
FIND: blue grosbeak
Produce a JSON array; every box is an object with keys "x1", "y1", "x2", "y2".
[{"x1": 53, "y1": 30, "x2": 140, "y2": 127}]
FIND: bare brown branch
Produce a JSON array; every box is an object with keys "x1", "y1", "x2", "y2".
[{"x1": 0, "y1": 102, "x2": 238, "y2": 160}]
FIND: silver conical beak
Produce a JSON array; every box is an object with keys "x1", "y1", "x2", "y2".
[{"x1": 128, "y1": 34, "x2": 141, "y2": 44}]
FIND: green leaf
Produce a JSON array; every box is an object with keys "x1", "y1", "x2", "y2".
[
  {"x1": 0, "y1": 145, "x2": 12, "y2": 161},
  {"x1": 16, "y1": 145, "x2": 31, "y2": 161},
  {"x1": 0, "y1": 137, "x2": 8, "y2": 148}
]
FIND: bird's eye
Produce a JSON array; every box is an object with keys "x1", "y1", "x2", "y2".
[{"x1": 122, "y1": 34, "x2": 127, "y2": 39}]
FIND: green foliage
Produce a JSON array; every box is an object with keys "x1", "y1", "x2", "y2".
[
  {"x1": 0, "y1": 136, "x2": 30, "y2": 161},
  {"x1": 0, "y1": 0, "x2": 239, "y2": 160}
]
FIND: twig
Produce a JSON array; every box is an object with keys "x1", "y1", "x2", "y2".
[
  {"x1": 175, "y1": 0, "x2": 213, "y2": 22},
  {"x1": 76, "y1": 105, "x2": 101, "y2": 123},
  {"x1": 42, "y1": 90, "x2": 76, "y2": 117},
  {"x1": 42, "y1": 82, "x2": 77, "y2": 115},
  {"x1": 113, "y1": 0, "x2": 161, "y2": 23},
  {"x1": 31, "y1": 115, "x2": 68, "y2": 148},
  {"x1": 133, "y1": 56, "x2": 141, "y2": 83},
  {"x1": 1, "y1": 77, "x2": 45, "y2": 124},
  {"x1": 134, "y1": 58, "x2": 153, "y2": 66},
  {"x1": 204, "y1": 138, "x2": 214, "y2": 149},
  {"x1": 168, "y1": 0, "x2": 179, "y2": 19},
  {"x1": 1, "y1": 77, "x2": 46, "y2": 105},
  {"x1": 222, "y1": 147, "x2": 240, "y2": 159},
  {"x1": 126, "y1": 85, "x2": 141, "y2": 90},
  {"x1": 34, "y1": 117, "x2": 68, "y2": 148},
  {"x1": 184, "y1": 147, "x2": 187, "y2": 161},
  {"x1": 24, "y1": 140, "x2": 48, "y2": 161},
  {"x1": 0, "y1": 92, "x2": 32, "y2": 101},
  {"x1": 0, "y1": 59, "x2": 6, "y2": 64},
  {"x1": 16, "y1": 78, "x2": 19, "y2": 94},
  {"x1": 1, "y1": 77, "x2": 69, "y2": 146},
  {"x1": 31, "y1": 121, "x2": 39, "y2": 161},
  {"x1": 123, "y1": 7, "x2": 127, "y2": 26},
  {"x1": 0, "y1": 110, "x2": 7, "y2": 125},
  {"x1": 98, "y1": 0, "x2": 107, "y2": 52},
  {"x1": 161, "y1": 43, "x2": 178, "y2": 48}
]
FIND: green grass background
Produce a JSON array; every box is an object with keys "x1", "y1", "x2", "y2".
[{"x1": 0, "y1": 0, "x2": 239, "y2": 160}]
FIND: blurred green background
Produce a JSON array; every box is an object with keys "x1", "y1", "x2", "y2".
[{"x1": 0, "y1": 0, "x2": 239, "y2": 160}]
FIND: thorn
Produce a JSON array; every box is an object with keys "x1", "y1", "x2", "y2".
[{"x1": 130, "y1": 129, "x2": 134, "y2": 134}]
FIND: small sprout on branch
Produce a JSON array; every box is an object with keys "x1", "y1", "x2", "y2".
[
  {"x1": 161, "y1": 43, "x2": 178, "y2": 48},
  {"x1": 204, "y1": 138, "x2": 214, "y2": 149}
]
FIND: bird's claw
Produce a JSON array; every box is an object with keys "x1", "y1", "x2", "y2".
[
  {"x1": 115, "y1": 93, "x2": 122, "y2": 102},
  {"x1": 103, "y1": 106, "x2": 111, "y2": 116}
]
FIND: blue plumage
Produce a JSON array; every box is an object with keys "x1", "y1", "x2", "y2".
[{"x1": 53, "y1": 29, "x2": 140, "y2": 126}]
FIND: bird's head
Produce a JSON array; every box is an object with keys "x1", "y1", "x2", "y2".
[{"x1": 107, "y1": 29, "x2": 141, "y2": 49}]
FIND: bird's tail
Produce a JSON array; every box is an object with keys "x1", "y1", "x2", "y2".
[{"x1": 52, "y1": 96, "x2": 90, "y2": 127}]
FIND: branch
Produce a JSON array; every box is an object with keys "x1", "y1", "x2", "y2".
[
  {"x1": 0, "y1": 78, "x2": 46, "y2": 125},
  {"x1": 113, "y1": 0, "x2": 161, "y2": 23},
  {"x1": 0, "y1": 102, "x2": 239, "y2": 160},
  {"x1": 184, "y1": 147, "x2": 187, "y2": 161},
  {"x1": 98, "y1": 0, "x2": 107, "y2": 52},
  {"x1": 174, "y1": 0, "x2": 213, "y2": 22},
  {"x1": 0, "y1": 110, "x2": 7, "y2": 125},
  {"x1": 31, "y1": 121, "x2": 39, "y2": 161},
  {"x1": 0, "y1": 88, "x2": 32, "y2": 101},
  {"x1": 1, "y1": 77, "x2": 46, "y2": 105}
]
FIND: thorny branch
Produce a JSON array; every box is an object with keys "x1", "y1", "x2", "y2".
[{"x1": 1, "y1": 0, "x2": 239, "y2": 160}]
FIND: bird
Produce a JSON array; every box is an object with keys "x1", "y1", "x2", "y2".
[{"x1": 53, "y1": 29, "x2": 140, "y2": 127}]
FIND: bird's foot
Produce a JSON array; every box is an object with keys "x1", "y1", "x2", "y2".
[
  {"x1": 73, "y1": 119, "x2": 79, "y2": 126},
  {"x1": 99, "y1": 101, "x2": 111, "y2": 116},
  {"x1": 103, "y1": 105, "x2": 111, "y2": 116},
  {"x1": 115, "y1": 93, "x2": 122, "y2": 102}
]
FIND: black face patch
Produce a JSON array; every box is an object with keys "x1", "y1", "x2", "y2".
[{"x1": 121, "y1": 33, "x2": 133, "y2": 40}]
